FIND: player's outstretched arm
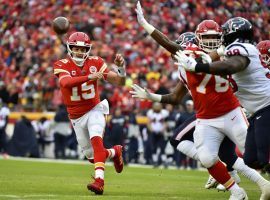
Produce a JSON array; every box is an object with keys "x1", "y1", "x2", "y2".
[
  {"x1": 204, "y1": 56, "x2": 249, "y2": 75},
  {"x1": 174, "y1": 50, "x2": 249, "y2": 76},
  {"x1": 135, "y1": 1, "x2": 182, "y2": 54},
  {"x1": 130, "y1": 82, "x2": 187, "y2": 105},
  {"x1": 58, "y1": 72, "x2": 103, "y2": 88},
  {"x1": 106, "y1": 54, "x2": 126, "y2": 86}
]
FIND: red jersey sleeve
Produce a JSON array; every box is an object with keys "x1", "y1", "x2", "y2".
[{"x1": 53, "y1": 59, "x2": 71, "y2": 77}]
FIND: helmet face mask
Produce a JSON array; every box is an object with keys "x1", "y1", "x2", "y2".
[
  {"x1": 261, "y1": 54, "x2": 270, "y2": 68},
  {"x1": 195, "y1": 20, "x2": 222, "y2": 53},
  {"x1": 257, "y1": 40, "x2": 270, "y2": 68},
  {"x1": 198, "y1": 33, "x2": 221, "y2": 53},
  {"x1": 66, "y1": 32, "x2": 92, "y2": 66}
]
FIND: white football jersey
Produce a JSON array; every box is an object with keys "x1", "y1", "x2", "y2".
[
  {"x1": 225, "y1": 41, "x2": 270, "y2": 114},
  {"x1": 147, "y1": 109, "x2": 169, "y2": 133}
]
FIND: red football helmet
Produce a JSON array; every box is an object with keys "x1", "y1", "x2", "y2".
[
  {"x1": 66, "y1": 32, "x2": 92, "y2": 66},
  {"x1": 256, "y1": 40, "x2": 270, "y2": 68},
  {"x1": 195, "y1": 20, "x2": 222, "y2": 53}
]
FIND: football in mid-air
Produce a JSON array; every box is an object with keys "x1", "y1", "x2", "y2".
[{"x1": 52, "y1": 16, "x2": 70, "y2": 35}]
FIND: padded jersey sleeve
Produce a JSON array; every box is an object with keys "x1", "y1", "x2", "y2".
[{"x1": 53, "y1": 59, "x2": 71, "y2": 77}]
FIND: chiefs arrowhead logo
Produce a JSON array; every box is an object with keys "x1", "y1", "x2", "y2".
[{"x1": 89, "y1": 66, "x2": 97, "y2": 73}]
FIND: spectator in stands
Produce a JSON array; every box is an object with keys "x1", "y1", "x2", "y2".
[{"x1": 0, "y1": 81, "x2": 9, "y2": 105}]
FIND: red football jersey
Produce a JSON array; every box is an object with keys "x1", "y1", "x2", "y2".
[
  {"x1": 178, "y1": 46, "x2": 240, "y2": 119},
  {"x1": 53, "y1": 56, "x2": 109, "y2": 119}
]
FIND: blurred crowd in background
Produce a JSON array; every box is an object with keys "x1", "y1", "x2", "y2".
[{"x1": 0, "y1": 0, "x2": 269, "y2": 167}]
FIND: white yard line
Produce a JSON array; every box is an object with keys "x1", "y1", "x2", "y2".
[{"x1": 0, "y1": 155, "x2": 206, "y2": 171}]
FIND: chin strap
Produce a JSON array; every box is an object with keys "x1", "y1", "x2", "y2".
[{"x1": 72, "y1": 57, "x2": 84, "y2": 66}]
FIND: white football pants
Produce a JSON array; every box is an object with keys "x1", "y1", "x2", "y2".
[
  {"x1": 194, "y1": 107, "x2": 248, "y2": 168},
  {"x1": 70, "y1": 100, "x2": 109, "y2": 159}
]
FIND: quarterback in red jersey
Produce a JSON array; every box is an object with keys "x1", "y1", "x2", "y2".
[{"x1": 54, "y1": 32, "x2": 125, "y2": 195}]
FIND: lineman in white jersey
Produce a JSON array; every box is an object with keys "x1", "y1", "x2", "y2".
[{"x1": 174, "y1": 17, "x2": 270, "y2": 177}]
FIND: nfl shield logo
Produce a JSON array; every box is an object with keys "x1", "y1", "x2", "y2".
[{"x1": 90, "y1": 66, "x2": 97, "y2": 73}]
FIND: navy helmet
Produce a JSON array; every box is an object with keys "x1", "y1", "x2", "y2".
[{"x1": 222, "y1": 17, "x2": 253, "y2": 46}]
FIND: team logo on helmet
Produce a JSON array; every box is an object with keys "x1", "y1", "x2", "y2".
[
  {"x1": 89, "y1": 66, "x2": 97, "y2": 73},
  {"x1": 228, "y1": 18, "x2": 249, "y2": 33}
]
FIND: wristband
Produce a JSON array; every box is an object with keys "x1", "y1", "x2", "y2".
[
  {"x1": 117, "y1": 67, "x2": 126, "y2": 77},
  {"x1": 149, "y1": 93, "x2": 162, "y2": 102},
  {"x1": 195, "y1": 63, "x2": 210, "y2": 73},
  {"x1": 142, "y1": 22, "x2": 155, "y2": 35}
]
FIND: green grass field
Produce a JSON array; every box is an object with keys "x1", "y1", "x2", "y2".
[{"x1": 0, "y1": 158, "x2": 264, "y2": 200}]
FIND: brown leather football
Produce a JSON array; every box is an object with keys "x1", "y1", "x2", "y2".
[{"x1": 52, "y1": 17, "x2": 70, "y2": 35}]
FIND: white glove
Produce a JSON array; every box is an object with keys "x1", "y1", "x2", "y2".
[
  {"x1": 135, "y1": 1, "x2": 147, "y2": 26},
  {"x1": 217, "y1": 45, "x2": 225, "y2": 57},
  {"x1": 174, "y1": 50, "x2": 197, "y2": 72},
  {"x1": 130, "y1": 84, "x2": 161, "y2": 102},
  {"x1": 194, "y1": 51, "x2": 212, "y2": 64},
  {"x1": 135, "y1": 1, "x2": 155, "y2": 34}
]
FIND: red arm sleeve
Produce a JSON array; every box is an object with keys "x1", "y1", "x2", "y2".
[{"x1": 59, "y1": 74, "x2": 89, "y2": 88}]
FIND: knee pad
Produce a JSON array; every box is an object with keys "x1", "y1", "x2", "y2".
[
  {"x1": 177, "y1": 140, "x2": 198, "y2": 160},
  {"x1": 198, "y1": 151, "x2": 218, "y2": 168},
  {"x1": 89, "y1": 124, "x2": 105, "y2": 139}
]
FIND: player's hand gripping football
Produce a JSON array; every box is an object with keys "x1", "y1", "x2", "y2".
[
  {"x1": 130, "y1": 84, "x2": 161, "y2": 102},
  {"x1": 114, "y1": 54, "x2": 126, "y2": 77},
  {"x1": 135, "y1": 1, "x2": 148, "y2": 26}
]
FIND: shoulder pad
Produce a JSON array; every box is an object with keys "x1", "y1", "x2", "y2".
[{"x1": 53, "y1": 59, "x2": 70, "y2": 75}]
